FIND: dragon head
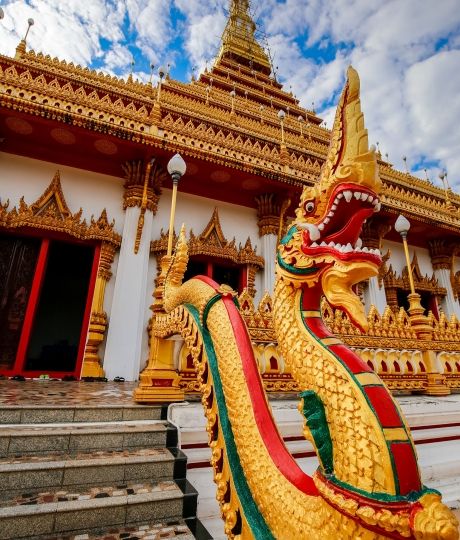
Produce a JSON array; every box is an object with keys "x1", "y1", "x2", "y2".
[{"x1": 278, "y1": 66, "x2": 381, "y2": 331}]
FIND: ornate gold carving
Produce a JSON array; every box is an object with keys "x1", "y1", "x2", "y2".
[
  {"x1": 217, "y1": 0, "x2": 271, "y2": 74},
  {"x1": 428, "y1": 239, "x2": 453, "y2": 270},
  {"x1": 255, "y1": 193, "x2": 282, "y2": 236},
  {"x1": 122, "y1": 160, "x2": 165, "y2": 213},
  {"x1": 81, "y1": 241, "x2": 117, "y2": 377},
  {"x1": 0, "y1": 171, "x2": 121, "y2": 247},
  {"x1": 383, "y1": 252, "x2": 446, "y2": 297},
  {"x1": 151, "y1": 207, "x2": 264, "y2": 278}
]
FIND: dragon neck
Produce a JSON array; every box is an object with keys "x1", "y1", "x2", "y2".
[{"x1": 274, "y1": 274, "x2": 424, "y2": 500}]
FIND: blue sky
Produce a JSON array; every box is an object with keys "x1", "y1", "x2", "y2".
[{"x1": 1, "y1": 0, "x2": 460, "y2": 188}]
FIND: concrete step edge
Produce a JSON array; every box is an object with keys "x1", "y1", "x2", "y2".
[{"x1": 0, "y1": 488, "x2": 183, "y2": 518}]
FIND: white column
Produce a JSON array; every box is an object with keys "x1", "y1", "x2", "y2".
[
  {"x1": 363, "y1": 276, "x2": 387, "y2": 315},
  {"x1": 434, "y1": 268, "x2": 460, "y2": 318},
  {"x1": 261, "y1": 233, "x2": 277, "y2": 296},
  {"x1": 103, "y1": 206, "x2": 154, "y2": 381}
]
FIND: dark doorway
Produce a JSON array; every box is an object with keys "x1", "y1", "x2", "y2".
[
  {"x1": 0, "y1": 235, "x2": 41, "y2": 370},
  {"x1": 0, "y1": 233, "x2": 97, "y2": 378},
  {"x1": 24, "y1": 241, "x2": 94, "y2": 373}
]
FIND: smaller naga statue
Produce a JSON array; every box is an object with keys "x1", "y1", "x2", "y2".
[{"x1": 158, "y1": 66, "x2": 459, "y2": 539}]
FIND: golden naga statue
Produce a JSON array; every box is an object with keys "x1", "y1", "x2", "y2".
[{"x1": 158, "y1": 67, "x2": 459, "y2": 539}]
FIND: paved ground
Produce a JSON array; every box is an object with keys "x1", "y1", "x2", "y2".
[{"x1": 0, "y1": 381, "x2": 138, "y2": 406}]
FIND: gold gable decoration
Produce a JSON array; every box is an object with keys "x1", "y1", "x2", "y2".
[
  {"x1": 383, "y1": 252, "x2": 446, "y2": 298},
  {"x1": 151, "y1": 208, "x2": 263, "y2": 297},
  {"x1": 0, "y1": 171, "x2": 121, "y2": 247},
  {"x1": 151, "y1": 207, "x2": 264, "y2": 268}
]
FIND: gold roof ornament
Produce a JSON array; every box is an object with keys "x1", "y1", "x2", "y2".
[{"x1": 217, "y1": 0, "x2": 271, "y2": 74}]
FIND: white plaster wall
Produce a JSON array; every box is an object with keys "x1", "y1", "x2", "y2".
[
  {"x1": 0, "y1": 152, "x2": 125, "y2": 234},
  {"x1": 382, "y1": 240, "x2": 434, "y2": 276}
]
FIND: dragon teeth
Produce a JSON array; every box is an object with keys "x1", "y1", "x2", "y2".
[
  {"x1": 299, "y1": 222, "x2": 321, "y2": 241},
  {"x1": 343, "y1": 190, "x2": 353, "y2": 202},
  {"x1": 311, "y1": 242, "x2": 319, "y2": 247},
  {"x1": 318, "y1": 223, "x2": 325, "y2": 231},
  {"x1": 355, "y1": 238, "x2": 363, "y2": 249},
  {"x1": 353, "y1": 192, "x2": 361, "y2": 200},
  {"x1": 331, "y1": 204, "x2": 337, "y2": 211},
  {"x1": 374, "y1": 202, "x2": 381, "y2": 212},
  {"x1": 320, "y1": 241, "x2": 327, "y2": 247},
  {"x1": 344, "y1": 243, "x2": 353, "y2": 253}
]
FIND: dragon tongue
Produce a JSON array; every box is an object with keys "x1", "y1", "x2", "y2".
[{"x1": 321, "y1": 261, "x2": 378, "y2": 332}]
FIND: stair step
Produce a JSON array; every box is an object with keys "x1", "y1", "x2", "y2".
[
  {"x1": 0, "y1": 421, "x2": 175, "y2": 457},
  {"x1": 0, "y1": 447, "x2": 183, "y2": 500},
  {"x1": 51, "y1": 519, "x2": 196, "y2": 539},
  {"x1": 0, "y1": 481, "x2": 185, "y2": 539},
  {"x1": 0, "y1": 406, "x2": 163, "y2": 425}
]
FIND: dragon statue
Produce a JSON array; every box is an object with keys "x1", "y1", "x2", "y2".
[{"x1": 155, "y1": 67, "x2": 459, "y2": 539}]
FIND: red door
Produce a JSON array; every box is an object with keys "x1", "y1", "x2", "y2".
[{"x1": 0, "y1": 232, "x2": 99, "y2": 379}]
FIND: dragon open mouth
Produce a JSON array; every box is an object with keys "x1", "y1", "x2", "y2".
[{"x1": 300, "y1": 183, "x2": 382, "y2": 265}]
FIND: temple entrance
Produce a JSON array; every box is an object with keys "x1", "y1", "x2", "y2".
[{"x1": 0, "y1": 233, "x2": 97, "y2": 378}]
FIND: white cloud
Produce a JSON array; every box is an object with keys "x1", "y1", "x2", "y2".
[{"x1": 0, "y1": 0, "x2": 459, "y2": 186}]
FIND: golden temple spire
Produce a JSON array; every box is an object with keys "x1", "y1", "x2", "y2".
[{"x1": 217, "y1": 0, "x2": 271, "y2": 74}]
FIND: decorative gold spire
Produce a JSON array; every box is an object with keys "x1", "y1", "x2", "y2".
[{"x1": 217, "y1": 0, "x2": 271, "y2": 74}]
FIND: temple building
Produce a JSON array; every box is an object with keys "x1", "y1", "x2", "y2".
[{"x1": 1, "y1": 0, "x2": 460, "y2": 398}]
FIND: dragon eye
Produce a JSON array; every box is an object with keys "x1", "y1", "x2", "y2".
[{"x1": 304, "y1": 201, "x2": 315, "y2": 213}]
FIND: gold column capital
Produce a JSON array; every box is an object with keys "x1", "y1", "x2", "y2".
[{"x1": 122, "y1": 159, "x2": 165, "y2": 214}]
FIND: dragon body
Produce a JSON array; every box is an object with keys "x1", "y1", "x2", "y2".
[{"x1": 157, "y1": 67, "x2": 459, "y2": 539}]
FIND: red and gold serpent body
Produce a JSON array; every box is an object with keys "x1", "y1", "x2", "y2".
[{"x1": 157, "y1": 67, "x2": 459, "y2": 539}]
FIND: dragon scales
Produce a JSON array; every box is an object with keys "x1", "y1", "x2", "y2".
[{"x1": 156, "y1": 67, "x2": 459, "y2": 539}]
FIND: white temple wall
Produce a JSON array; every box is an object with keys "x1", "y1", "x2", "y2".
[{"x1": 0, "y1": 152, "x2": 125, "y2": 233}]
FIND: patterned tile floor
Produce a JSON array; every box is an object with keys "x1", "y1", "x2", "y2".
[
  {"x1": 9, "y1": 480, "x2": 179, "y2": 507},
  {"x1": 0, "y1": 381, "x2": 138, "y2": 406},
  {"x1": 47, "y1": 520, "x2": 194, "y2": 539}
]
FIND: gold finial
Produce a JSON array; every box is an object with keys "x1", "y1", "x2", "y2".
[{"x1": 217, "y1": 0, "x2": 271, "y2": 74}]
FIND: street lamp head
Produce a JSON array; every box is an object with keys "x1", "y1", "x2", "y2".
[
  {"x1": 167, "y1": 153, "x2": 186, "y2": 179},
  {"x1": 27, "y1": 18, "x2": 34, "y2": 26},
  {"x1": 0, "y1": 7, "x2": 4, "y2": 20},
  {"x1": 395, "y1": 214, "x2": 410, "y2": 235},
  {"x1": 278, "y1": 109, "x2": 286, "y2": 120},
  {"x1": 158, "y1": 66, "x2": 166, "y2": 79},
  {"x1": 297, "y1": 115, "x2": 304, "y2": 123},
  {"x1": 229, "y1": 90, "x2": 236, "y2": 97},
  {"x1": 439, "y1": 170, "x2": 446, "y2": 180}
]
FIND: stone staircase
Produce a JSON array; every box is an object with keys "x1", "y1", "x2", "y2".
[{"x1": 0, "y1": 402, "x2": 211, "y2": 540}]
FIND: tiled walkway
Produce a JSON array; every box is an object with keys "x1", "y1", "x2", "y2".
[{"x1": 0, "y1": 381, "x2": 138, "y2": 407}]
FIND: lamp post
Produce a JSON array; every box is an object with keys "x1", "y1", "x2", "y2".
[
  {"x1": 157, "y1": 66, "x2": 165, "y2": 103},
  {"x1": 230, "y1": 89, "x2": 236, "y2": 115},
  {"x1": 166, "y1": 153, "x2": 186, "y2": 257},
  {"x1": 24, "y1": 17, "x2": 34, "y2": 42},
  {"x1": 298, "y1": 115, "x2": 304, "y2": 137},
  {"x1": 394, "y1": 214, "x2": 432, "y2": 338},
  {"x1": 394, "y1": 214, "x2": 416, "y2": 294},
  {"x1": 278, "y1": 109, "x2": 286, "y2": 143},
  {"x1": 394, "y1": 214, "x2": 449, "y2": 395},
  {"x1": 133, "y1": 153, "x2": 187, "y2": 404}
]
